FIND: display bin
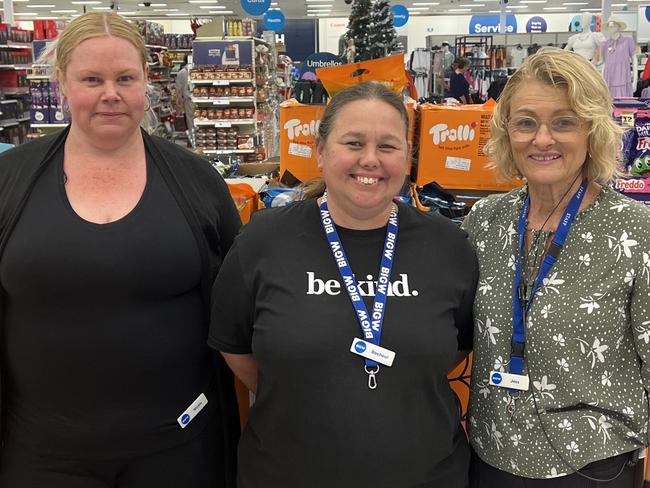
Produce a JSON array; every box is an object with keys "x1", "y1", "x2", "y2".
[
  {"x1": 279, "y1": 99, "x2": 326, "y2": 184},
  {"x1": 280, "y1": 99, "x2": 416, "y2": 184},
  {"x1": 417, "y1": 100, "x2": 521, "y2": 191}
]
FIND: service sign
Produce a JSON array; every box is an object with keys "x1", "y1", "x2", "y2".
[
  {"x1": 263, "y1": 9, "x2": 285, "y2": 31},
  {"x1": 390, "y1": 5, "x2": 409, "y2": 28},
  {"x1": 241, "y1": 0, "x2": 270, "y2": 16},
  {"x1": 469, "y1": 14, "x2": 517, "y2": 34}
]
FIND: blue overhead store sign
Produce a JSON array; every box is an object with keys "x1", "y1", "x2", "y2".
[
  {"x1": 390, "y1": 4, "x2": 409, "y2": 28},
  {"x1": 240, "y1": 0, "x2": 270, "y2": 16},
  {"x1": 263, "y1": 10, "x2": 285, "y2": 31},
  {"x1": 469, "y1": 15, "x2": 517, "y2": 34},
  {"x1": 526, "y1": 16, "x2": 547, "y2": 33}
]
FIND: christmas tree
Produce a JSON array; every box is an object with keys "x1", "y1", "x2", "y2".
[
  {"x1": 368, "y1": 0, "x2": 400, "y2": 59},
  {"x1": 345, "y1": 0, "x2": 373, "y2": 62}
]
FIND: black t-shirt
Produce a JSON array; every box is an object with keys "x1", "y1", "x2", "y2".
[
  {"x1": 450, "y1": 72, "x2": 470, "y2": 102},
  {"x1": 209, "y1": 200, "x2": 478, "y2": 488},
  {"x1": 1, "y1": 148, "x2": 219, "y2": 458}
]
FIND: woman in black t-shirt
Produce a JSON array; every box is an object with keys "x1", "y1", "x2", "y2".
[
  {"x1": 450, "y1": 57, "x2": 471, "y2": 104},
  {"x1": 0, "y1": 12, "x2": 240, "y2": 488}
]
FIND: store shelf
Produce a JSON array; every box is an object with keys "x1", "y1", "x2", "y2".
[
  {"x1": 190, "y1": 79, "x2": 254, "y2": 86},
  {"x1": 0, "y1": 41, "x2": 32, "y2": 49},
  {"x1": 169, "y1": 48, "x2": 192, "y2": 52},
  {"x1": 145, "y1": 44, "x2": 168, "y2": 50},
  {"x1": 18, "y1": 116, "x2": 29, "y2": 122},
  {"x1": 31, "y1": 123, "x2": 69, "y2": 128},
  {"x1": 191, "y1": 97, "x2": 255, "y2": 105},
  {"x1": 0, "y1": 119, "x2": 18, "y2": 128},
  {"x1": 0, "y1": 65, "x2": 30, "y2": 70},
  {"x1": 27, "y1": 75, "x2": 50, "y2": 80},
  {"x1": 149, "y1": 78, "x2": 170, "y2": 83},
  {"x1": 0, "y1": 99, "x2": 18, "y2": 104},
  {"x1": 202, "y1": 149, "x2": 255, "y2": 154},
  {"x1": 194, "y1": 119, "x2": 256, "y2": 127},
  {"x1": 3, "y1": 87, "x2": 29, "y2": 95}
]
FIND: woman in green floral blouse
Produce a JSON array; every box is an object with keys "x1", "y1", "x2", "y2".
[{"x1": 463, "y1": 48, "x2": 650, "y2": 487}]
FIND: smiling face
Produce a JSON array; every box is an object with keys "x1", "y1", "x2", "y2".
[
  {"x1": 61, "y1": 35, "x2": 147, "y2": 149},
  {"x1": 508, "y1": 80, "x2": 589, "y2": 194},
  {"x1": 316, "y1": 98, "x2": 408, "y2": 229}
]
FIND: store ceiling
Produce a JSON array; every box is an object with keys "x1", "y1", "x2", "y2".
[{"x1": 7, "y1": 0, "x2": 633, "y2": 21}]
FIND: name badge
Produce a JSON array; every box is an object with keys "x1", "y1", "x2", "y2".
[
  {"x1": 489, "y1": 371, "x2": 529, "y2": 391},
  {"x1": 350, "y1": 338, "x2": 395, "y2": 367},
  {"x1": 177, "y1": 393, "x2": 208, "y2": 429}
]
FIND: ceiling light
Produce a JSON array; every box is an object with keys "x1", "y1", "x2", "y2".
[
  {"x1": 14, "y1": 12, "x2": 37, "y2": 15},
  {"x1": 543, "y1": 6, "x2": 567, "y2": 9},
  {"x1": 11, "y1": 0, "x2": 29, "y2": 2},
  {"x1": 71, "y1": 1, "x2": 102, "y2": 4},
  {"x1": 306, "y1": 0, "x2": 332, "y2": 2},
  {"x1": 579, "y1": 8, "x2": 600, "y2": 10},
  {"x1": 407, "y1": 6, "x2": 429, "y2": 9},
  {"x1": 413, "y1": 2, "x2": 439, "y2": 4},
  {"x1": 563, "y1": 2, "x2": 588, "y2": 4},
  {"x1": 166, "y1": 12, "x2": 190, "y2": 15},
  {"x1": 507, "y1": 5, "x2": 528, "y2": 7},
  {"x1": 460, "y1": 3, "x2": 483, "y2": 6},
  {"x1": 92, "y1": 6, "x2": 112, "y2": 9},
  {"x1": 26, "y1": 4, "x2": 56, "y2": 7},
  {"x1": 138, "y1": 2, "x2": 166, "y2": 5},
  {"x1": 448, "y1": 8, "x2": 471, "y2": 11},
  {"x1": 206, "y1": 5, "x2": 226, "y2": 7},
  {"x1": 188, "y1": 0, "x2": 219, "y2": 3},
  {"x1": 154, "y1": 8, "x2": 178, "y2": 11},
  {"x1": 52, "y1": 9, "x2": 78, "y2": 12}
]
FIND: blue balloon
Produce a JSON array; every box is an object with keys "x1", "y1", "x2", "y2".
[
  {"x1": 240, "y1": 0, "x2": 271, "y2": 16},
  {"x1": 390, "y1": 4, "x2": 409, "y2": 28},
  {"x1": 263, "y1": 10, "x2": 285, "y2": 31}
]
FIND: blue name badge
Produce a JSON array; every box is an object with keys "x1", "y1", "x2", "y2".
[
  {"x1": 489, "y1": 371, "x2": 529, "y2": 391},
  {"x1": 350, "y1": 338, "x2": 396, "y2": 367}
]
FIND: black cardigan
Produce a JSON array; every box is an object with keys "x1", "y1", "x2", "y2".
[{"x1": 0, "y1": 127, "x2": 241, "y2": 486}]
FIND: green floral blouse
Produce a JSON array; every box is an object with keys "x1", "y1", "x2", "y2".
[{"x1": 462, "y1": 185, "x2": 650, "y2": 479}]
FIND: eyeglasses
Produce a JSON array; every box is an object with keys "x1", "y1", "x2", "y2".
[{"x1": 507, "y1": 115, "x2": 585, "y2": 142}]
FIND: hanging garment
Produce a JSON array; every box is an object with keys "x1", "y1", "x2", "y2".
[{"x1": 602, "y1": 36, "x2": 636, "y2": 98}]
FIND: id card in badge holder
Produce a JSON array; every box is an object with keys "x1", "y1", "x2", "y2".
[{"x1": 489, "y1": 371, "x2": 529, "y2": 391}]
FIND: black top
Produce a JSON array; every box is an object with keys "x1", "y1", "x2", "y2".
[
  {"x1": 1, "y1": 148, "x2": 218, "y2": 458},
  {"x1": 0, "y1": 128, "x2": 242, "y2": 486},
  {"x1": 209, "y1": 200, "x2": 478, "y2": 488},
  {"x1": 450, "y1": 71, "x2": 470, "y2": 103}
]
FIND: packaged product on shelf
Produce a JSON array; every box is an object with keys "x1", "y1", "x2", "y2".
[{"x1": 417, "y1": 100, "x2": 521, "y2": 191}]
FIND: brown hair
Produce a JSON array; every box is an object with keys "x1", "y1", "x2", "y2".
[
  {"x1": 303, "y1": 81, "x2": 410, "y2": 199},
  {"x1": 486, "y1": 47, "x2": 624, "y2": 183}
]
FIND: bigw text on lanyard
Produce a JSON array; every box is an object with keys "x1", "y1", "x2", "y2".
[
  {"x1": 490, "y1": 180, "x2": 588, "y2": 393},
  {"x1": 319, "y1": 193, "x2": 398, "y2": 390}
]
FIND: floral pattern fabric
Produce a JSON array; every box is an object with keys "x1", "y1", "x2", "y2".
[{"x1": 462, "y1": 185, "x2": 650, "y2": 479}]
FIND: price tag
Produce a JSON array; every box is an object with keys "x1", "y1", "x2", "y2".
[
  {"x1": 214, "y1": 121, "x2": 232, "y2": 128},
  {"x1": 212, "y1": 99, "x2": 230, "y2": 105},
  {"x1": 212, "y1": 80, "x2": 230, "y2": 86},
  {"x1": 621, "y1": 112, "x2": 635, "y2": 128}
]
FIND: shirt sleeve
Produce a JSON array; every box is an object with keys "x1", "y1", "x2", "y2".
[
  {"x1": 214, "y1": 174, "x2": 243, "y2": 259},
  {"x1": 208, "y1": 240, "x2": 254, "y2": 354},
  {"x1": 455, "y1": 248, "x2": 479, "y2": 351},
  {"x1": 631, "y1": 247, "x2": 650, "y2": 400}
]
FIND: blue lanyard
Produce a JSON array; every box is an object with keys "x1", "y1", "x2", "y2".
[
  {"x1": 319, "y1": 195, "x2": 398, "y2": 372},
  {"x1": 510, "y1": 180, "x2": 588, "y2": 377}
]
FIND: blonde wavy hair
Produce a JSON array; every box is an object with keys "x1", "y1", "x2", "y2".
[{"x1": 486, "y1": 47, "x2": 624, "y2": 183}]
